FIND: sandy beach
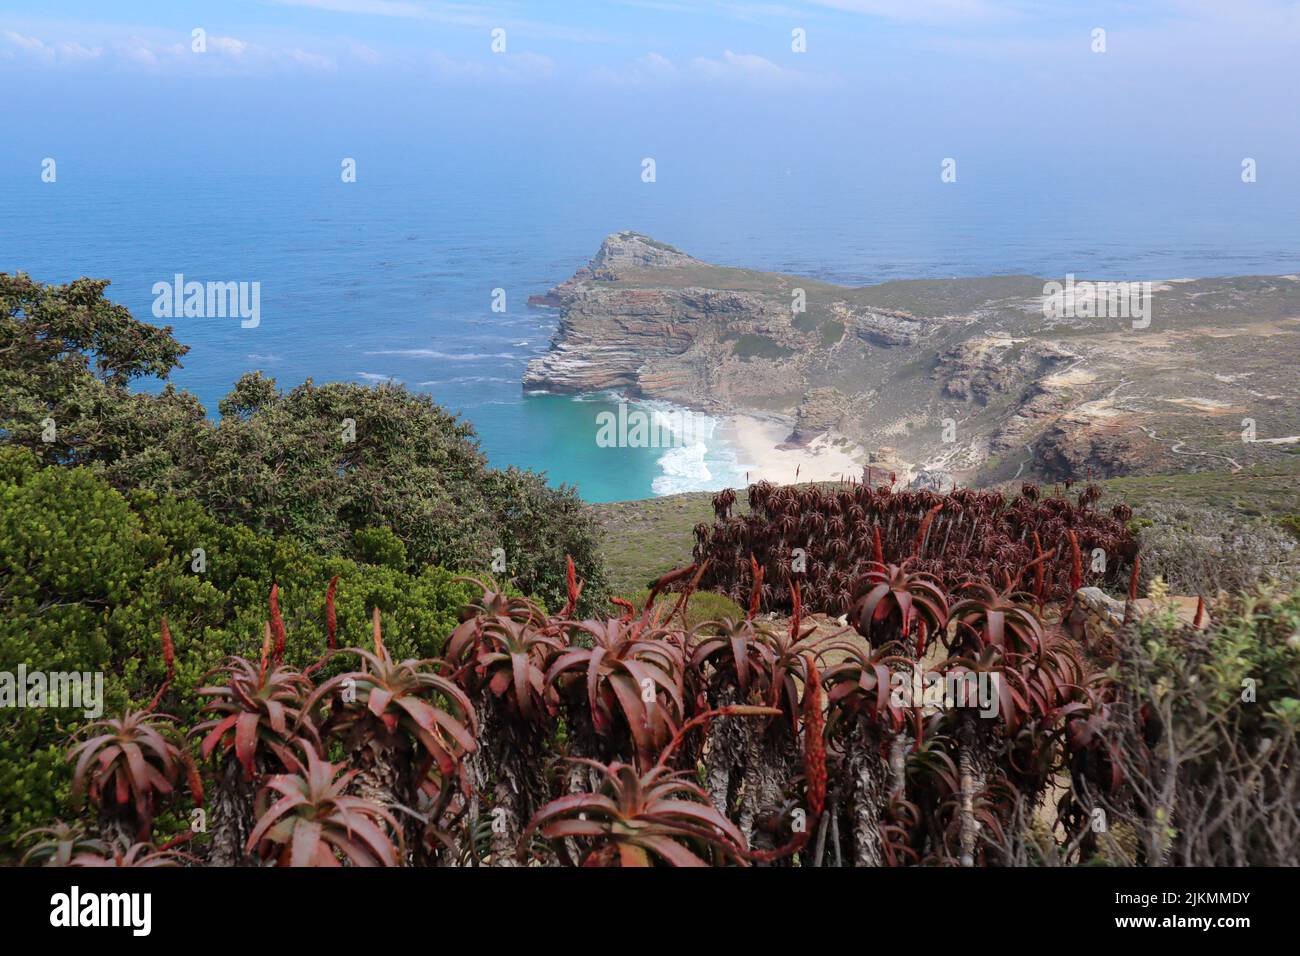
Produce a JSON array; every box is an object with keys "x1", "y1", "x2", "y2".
[{"x1": 722, "y1": 414, "x2": 865, "y2": 486}]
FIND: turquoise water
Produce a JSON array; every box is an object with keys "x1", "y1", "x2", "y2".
[
  {"x1": 481, "y1": 392, "x2": 745, "y2": 503},
  {"x1": 3, "y1": 162, "x2": 1298, "y2": 501}
]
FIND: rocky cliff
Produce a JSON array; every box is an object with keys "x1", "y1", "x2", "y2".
[{"x1": 526, "y1": 233, "x2": 1300, "y2": 486}]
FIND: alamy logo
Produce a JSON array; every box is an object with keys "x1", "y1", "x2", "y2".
[
  {"x1": 595, "y1": 402, "x2": 701, "y2": 448},
  {"x1": 152, "y1": 274, "x2": 261, "y2": 328},
  {"x1": 50, "y1": 886, "x2": 151, "y2": 936},
  {"x1": 0, "y1": 665, "x2": 103, "y2": 718},
  {"x1": 1042, "y1": 274, "x2": 1153, "y2": 329},
  {"x1": 890, "y1": 665, "x2": 1000, "y2": 718}
]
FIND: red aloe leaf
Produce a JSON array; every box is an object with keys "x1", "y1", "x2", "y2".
[
  {"x1": 325, "y1": 575, "x2": 338, "y2": 650},
  {"x1": 371, "y1": 606, "x2": 385, "y2": 657},
  {"x1": 667, "y1": 560, "x2": 709, "y2": 627},
  {"x1": 913, "y1": 503, "x2": 943, "y2": 558},
  {"x1": 259, "y1": 623, "x2": 271, "y2": 683},
  {"x1": 269, "y1": 583, "x2": 286, "y2": 666},
  {"x1": 146, "y1": 617, "x2": 176, "y2": 713},
  {"x1": 610, "y1": 597, "x2": 636, "y2": 622},
  {"x1": 802, "y1": 655, "x2": 826, "y2": 820},
  {"x1": 747, "y1": 555, "x2": 764, "y2": 620},
  {"x1": 180, "y1": 748, "x2": 204, "y2": 806},
  {"x1": 789, "y1": 579, "x2": 802, "y2": 641}
]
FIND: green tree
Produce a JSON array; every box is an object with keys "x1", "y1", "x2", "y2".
[
  {"x1": 0, "y1": 272, "x2": 206, "y2": 478},
  {"x1": 1, "y1": 273, "x2": 608, "y2": 613}
]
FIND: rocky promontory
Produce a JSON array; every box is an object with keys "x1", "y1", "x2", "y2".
[{"x1": 525, "y1": 233, "x2": 1300, "y2": 486}]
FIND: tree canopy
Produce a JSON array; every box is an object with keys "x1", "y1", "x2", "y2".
[{"x1": 0, "y1": 272, "x2": 608, "y2": 613}]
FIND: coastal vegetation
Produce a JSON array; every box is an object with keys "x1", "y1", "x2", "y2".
[
  {"x1": 3, "y1": 272, "x2": 1298, "y2": 867},
  {"x1": 9, "y1": 489, "x2": 1298, "y2": 865},
  {"x1": 0, "y1": 272, "x2": 608, "y2": 615},
  {"x1": 690, "y1": 480, "x2": 1138, "y2": 616},
  {"x1": 593, "y1": 467, "x2": 1300, "y2": 599},
  {"x1": 0, "y1": 445, "x2": 478, "y2": 847}
]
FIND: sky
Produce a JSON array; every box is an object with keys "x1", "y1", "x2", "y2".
[{"x1": 2, "y1": 1, "x2": 1298, "y2": 183}]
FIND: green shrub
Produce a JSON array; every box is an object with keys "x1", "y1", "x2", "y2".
[
  {"x1": 1134, "y1": 501, "x2": 1298, "y2": 594},
  {"x1": 0, "y1": 447, "x2": 475, "y2": 852},
  {"x1": 1106, "y1": 582, "x2": 1300, "y2": 865},
  {"x1": 352, "y1": 526, "x2": 409, "y2": 571}
]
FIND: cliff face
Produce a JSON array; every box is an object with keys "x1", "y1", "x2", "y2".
[
  {"x1": 524, "y1": 233, "x2": 790, "y2": 405},
  {"x1": 525, "y1": 233, "x2": 1300, "y2": 486}
]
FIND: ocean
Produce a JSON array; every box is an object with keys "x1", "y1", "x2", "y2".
[{"x1": 4, "y1": 160, "x2": 1298, "y2": 502}]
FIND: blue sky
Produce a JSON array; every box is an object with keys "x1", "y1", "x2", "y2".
[{"x1": 1, "y1": 1, "x2": 1298, "y2": 181}]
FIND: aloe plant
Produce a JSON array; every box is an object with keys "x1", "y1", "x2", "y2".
[
  {"x1": 248, "y1": 747, "x2": 402, "y2": 866},
  {"x1": 446, "y1": 579, "x2": 566, "y2": 865},
  {"x1": 545, "y1": 616, "x2": 685, "y2": 766},
  {"x1": 193, "y1": 642, "x2": 319, "y2": 866},
  {"x1": 303, "y1": 608, "x2": 477, "y2": 859},
  {"x1": 68, "y1": 709, "x2": 184, "y2": 846},
  {"x1": 19, "y1": 821, "x2": 108, "y2": 867},
  {"x1": 521, "y1": 759, "x2": 750, "y2": 867}
]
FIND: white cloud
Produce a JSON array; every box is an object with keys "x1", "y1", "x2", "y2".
[
  {"x1": 53, "y1": 40, "x2": 103, "y2": 61},
  {"x1": 0, "y1": 28, "x2": 337, "y2": 74},
  {"x1": 592, "y1": 51, "x2": 679, "y2": 86},
  {"x1": 348, "y1": 42, "x2": 383, "y2": 65},
  {"x1": 273, "y1": 0, "x2": 460, "y2": 18},
  {"x1": 2, "y1": 30, "x2": 103, "y2": 63},
  {"x1": 116, "y1": 39, "x2": 159, "y2": 67},
  {"x1": 428, "y1": 49, "x2": 555, "y2": 81},
  {"x1": 689, "y1": 49, "x2": 813, "y2": 87},
  {"x1": 283, "y1": 47, "x2": 338, "y2": 70},
  {"x1": 3, "y1": 30, "x2": 47, "y2": 53},
  {"x1": 268, "y1": 0, "x2": 609, "y2": 42},
  {"x1": 806, "y1": 0, "x2": 1019, "y2": 25},
  {"x1": 596, "y1": 49, "x2": 818, "y2": 88},
  {"x1": 211, "y1": 36, "x2": 250, "y2": 57}
]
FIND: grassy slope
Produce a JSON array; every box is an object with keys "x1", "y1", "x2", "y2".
[
  {"x1": 593, "y1": 458, "x2": 1300, "y2": 595},
  {"x1": 593, "y1": 494, "x2": 724, "y2": 595},
  {"x1": 1092, "y1": 457, "x2": 1300, "y2": 520}
]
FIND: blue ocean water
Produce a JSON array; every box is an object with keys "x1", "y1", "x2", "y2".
[{"x1": 3, "y1": 162, "x2": 1297, "y2": 501}]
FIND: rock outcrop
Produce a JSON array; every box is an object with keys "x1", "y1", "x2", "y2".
[
  {"x1": 936, "y1": 338, "x2": 1073, "y2": 406},
  {"x1": 788, "y1": 387, "x2": 847, "y2": 444},
  {"x1": 587, "y1": 231, "x2": 700, "y2": 278},
  {"x1": 847, "y1": 307, "x2": 923, "y2": 347},
  {"x1": 1031, "y1": 417, "x2": 1163, "y2": 480},
  {"x1": 524, "y1": 233, "x2": 794, "y2": 405}
]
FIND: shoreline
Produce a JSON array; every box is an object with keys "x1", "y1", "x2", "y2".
[
  {"x1": 586, "y1": 392, "x2": 866, "y2": 497},
  {"x1": 717, "y1": 413, "x2": 865, "y2": 488}
]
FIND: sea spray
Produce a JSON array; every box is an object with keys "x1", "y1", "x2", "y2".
[{"x1": 584, "y1": 394, "x2": 746, "y2": 496}]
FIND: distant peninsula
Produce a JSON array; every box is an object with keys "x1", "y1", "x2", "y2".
[{"x1": 526, "y1": 232, "x2": 1300, "y2": 488}]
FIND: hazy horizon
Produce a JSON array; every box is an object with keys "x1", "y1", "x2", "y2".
[{"x1": 3, "y1": 1, "x2": 1298, "y2": 182}]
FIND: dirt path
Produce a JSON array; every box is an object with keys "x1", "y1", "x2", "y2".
[{"x1": 1137, "y1": 425, "x2": 1242, "y2": 473}]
